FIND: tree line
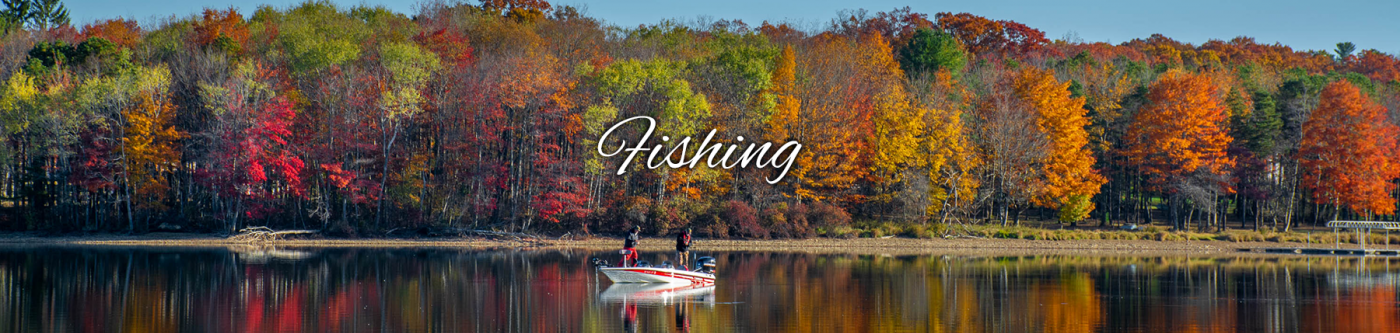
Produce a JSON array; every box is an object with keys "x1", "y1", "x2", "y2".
[{"x1": 2, "y1": 0, "x2": 1399, "y2": 236}]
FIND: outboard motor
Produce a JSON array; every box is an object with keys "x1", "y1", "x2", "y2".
[
  {"x1": 591, "y1": 257, "x2": 610, "y2": 267},
  {"x1": 695, "y1": 257, "x2": 716, "y2": 274}
]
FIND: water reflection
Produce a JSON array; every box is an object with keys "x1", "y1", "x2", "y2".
[
  {"x1": 599, "y1": 283, "x2": 716, "y2": 305},
  {"x1": 600, "y1": 283, "x2": 714, "y2": 333},
  {"x1": 2, "y1": 246, "x2": 1400, "y2": 332}
]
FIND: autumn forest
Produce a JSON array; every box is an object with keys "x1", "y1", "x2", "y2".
[{"x1": 2, "y1": 0, "x2": 1399, "y2": 237}]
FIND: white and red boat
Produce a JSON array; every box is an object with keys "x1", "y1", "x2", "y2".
[
  {"x1": 599, "y1": 266, "x2": 716, "y2": 285},
  {"x1": 595, "y1": 254, "x2": 717, "y2": 285}
]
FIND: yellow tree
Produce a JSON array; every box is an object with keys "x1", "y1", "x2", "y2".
[
  {"x1": 766, "y1": 45, "x2": 800, "y2": 140},
  {"x1": 769, "y1": 34, "x2": 873, "y2": 202},
  {"x1": 1013, "y1": 67, "x2": 1105, "y2": 223},
  {"x1": 0, "y1": 72, "x2": 40, "y2": 166},
  {"x1": 915, "y1": 70, "x2": 980, "y2": 222},
  {"x1": 764, "y1": 44, "x2": 812, "y2": 198},
  {"x1": 773, "y1": 33, "x2": 923, "y2": 203},
  {"x1": 122, "y1": 93, "x2": 184, "y2": 210},
  {"x1": 865, "y1": 33, "x2": 925, "y2": 185}
]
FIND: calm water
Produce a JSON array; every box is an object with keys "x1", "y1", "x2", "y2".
[{"x1": 3, "y1": 246, "x2": 1400, "y2": 332}]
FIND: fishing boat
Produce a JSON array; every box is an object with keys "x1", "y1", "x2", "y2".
[{"x1": 594, "y1": 253, "x2": 716, "y2": 285}]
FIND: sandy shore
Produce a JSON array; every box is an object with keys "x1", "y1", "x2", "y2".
[
  {"x1": 0, "y1": 232, "x2": 1340, "y2": 256},
  {"x1": 561, "y1": 237, "x2": 1313, "y2": 256}
]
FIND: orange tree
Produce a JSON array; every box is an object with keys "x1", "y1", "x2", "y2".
[
  {"x1": 1298, "y1": 80, "x2": 1400, "y2": 218},
  {"x1": 1012, "y1": 67, "x2": 1105, "y2": 223},
  {"x1": 1121, "y1": 70, "x2": 1234, "y2": 229}
]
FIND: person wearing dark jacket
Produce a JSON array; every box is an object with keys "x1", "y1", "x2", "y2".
[
  {"x1": 622, "y1": 226, "x2": 640, "y2": 267},
  {"x1": 675, "y1": 228, "x2": 692, "y2": 269}
]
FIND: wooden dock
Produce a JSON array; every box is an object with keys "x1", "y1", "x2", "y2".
[{"x1": 1251, "y1": 220, "x2": 1400, "y2": 257}]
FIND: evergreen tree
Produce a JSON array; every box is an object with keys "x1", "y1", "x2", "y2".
[
  {"x1": 0, "y1": 0, "x2": 30, "y2": 33},
  {"x1": 1242, "y1": 91, "x2": 1282, "y2": 156},
  {"x1": 28, "y1": 0, "x2": 65, "y2": 29},
  {"x1": 0, "y1": 0, "x2": 67, "y2": 31},
  {"x1": 899, "y1": 27, "x2": 966, "y2": 77}
]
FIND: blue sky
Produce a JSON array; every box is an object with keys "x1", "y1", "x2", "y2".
[{"x1": 63, "y1": 0, "x2": 1399, "y2": 54}]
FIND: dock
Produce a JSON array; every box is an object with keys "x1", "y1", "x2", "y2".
[
  {"x1": 1258, "y1": 247, "x2": 1400, "y2": 256},
  {"x1": 1251, "y1": 220, "x2": 1400, "y2": 257}
]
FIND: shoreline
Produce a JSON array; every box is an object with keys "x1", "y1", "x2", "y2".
[{"x1": 0, "y1": 232, "x2": 1363, "y2": 256}]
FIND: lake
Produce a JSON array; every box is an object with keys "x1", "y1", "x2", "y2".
[{"x1": 1, "y1": 245, "x2": 1398, "y2": 332}]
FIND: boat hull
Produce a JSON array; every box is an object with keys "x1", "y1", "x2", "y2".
[
  {"x1": 599, "y1": 282, "x2": 715, "y2": 305},
  {"x1": 600, "y1": 267, "x2": 715, "y2": 285}
]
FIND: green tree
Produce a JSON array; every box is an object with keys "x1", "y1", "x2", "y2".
[
  {"x1": 586, "y1": 58, "x2": 712, "y2": 199},
  {"x1": 0, "y1": 0, "x2": 30, "y2": 33},
  {"x1": 590, "y1": 59, "x2": 711, "y2": 138},
  {"x1": 73, "y1": 37, "x2": 133, "y2": 73},
  {"x1": 1240, "y1": 91, "x2": 1282, "y2": 155},
  {"x1": 259, "y1": 1, "x2": 370, "y2": 75},
  {"x1": 25, "y1": 40, "x2": 73, "y2": 69},
  {"x1": 690, "y1": 28, "x2": 778, "y2": 130},
  {"x1": 28, "y1": 0, "x2": 63, "y2": 29},
  {"x1": 1, "y1": 0, "x2": 65, "y2": 30},
  {"x1": 1334, "y1": 42, "x2": 1356, "y2": 61},
  {"x1": 899, "y1": 27, "x2": 965, "y2": 76}
]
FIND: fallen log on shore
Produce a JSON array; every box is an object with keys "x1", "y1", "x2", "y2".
[{"x1": 229, "y1": 226, "x2": 317, "y2": 242}]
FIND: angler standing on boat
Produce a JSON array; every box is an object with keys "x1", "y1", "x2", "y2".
[
  {"x1": 676, "y1": 228, "x2": 692, "y2": 269},
  {"x1": 622, "y1": 226, "x2": 640, "y2": 267}
]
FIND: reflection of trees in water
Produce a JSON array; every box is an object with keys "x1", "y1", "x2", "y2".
[
  {"x1": 716, "y1": 253, "x2": 1400, "y2": 332},
  {"x1": 0, "y1": 247, "x2": 609, "y2": 332},
  {"x1": 2, "y1": 248, "x2": 1400, "y2": 332},
  {"x1": 714, "y1": 253, "x2": 1105, "y2": 332}
]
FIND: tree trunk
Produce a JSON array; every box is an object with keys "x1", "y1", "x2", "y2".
[
  {"x1": 1013, "y1": 208, "x2": 1023, "y2": 227},
  {"x1": 1236, "y1": 194, "x2": 1245, "y2": 230},
  {"x1": 1169, "y1": 193, "x2": 1181, "y2": 231}
]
